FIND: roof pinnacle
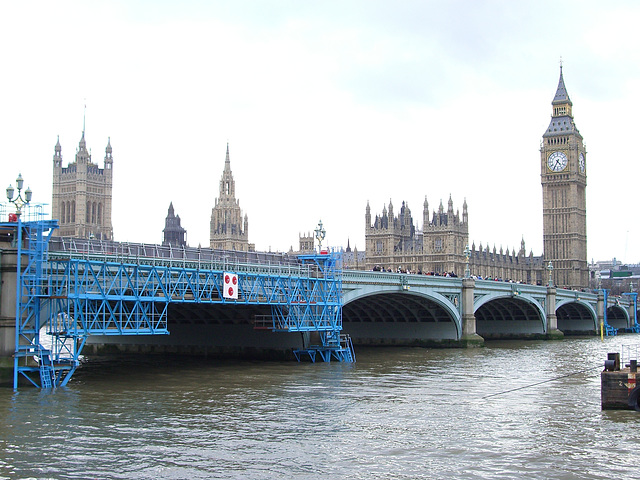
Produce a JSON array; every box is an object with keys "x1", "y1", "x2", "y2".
[{"x1": 552, "y1": 63, "x2": 572, "y2": 106}]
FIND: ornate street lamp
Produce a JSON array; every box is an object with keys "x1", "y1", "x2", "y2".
[
  {"x1": 314, "y1": 219, "x2": 326, "y2": 252},
  {"x1": 464, "y1": 244, "x2": 471, "y2": 278},
  {"x1": 547, "y1": 261, "x2": 554, "y2": 287},
  {"x1": 6, "y1": 173, "x2": 32, "y2": 218}
]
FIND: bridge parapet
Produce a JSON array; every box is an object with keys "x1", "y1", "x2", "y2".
[{"x1": 343, "y1": 270, "x2": 463, "y2": 294}]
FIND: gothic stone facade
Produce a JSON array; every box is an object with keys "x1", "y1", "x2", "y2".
[
  {"x1": 365, "y1": 197, "x2": 468, "y2": 275},
  {"x1": 541, "y1": 67, "x2": 588, "y2": 289},
  {"x1": 51, "y1": 132, "x2": 113, "y2": 240},
  {"x1": 365, "y1": 197, "x2": 545, "y2": 283},
  {"x1": 210, "y1": 144, "x2": 253, "y2": 252}
]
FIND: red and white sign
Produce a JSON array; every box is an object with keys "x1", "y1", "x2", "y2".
[{"x1": 223, "y1": 272, "x2": 238, "y2": 300}]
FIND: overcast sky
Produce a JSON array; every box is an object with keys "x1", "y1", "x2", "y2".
[{"x1": 1, "y1": 1, "x2": 639, "y2": 263}]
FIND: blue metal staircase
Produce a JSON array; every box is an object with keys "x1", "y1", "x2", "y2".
[{"x1": 38, "y1": 348, "x2": 55, "y2": 389}]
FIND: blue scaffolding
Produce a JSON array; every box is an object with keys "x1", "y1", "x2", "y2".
[
  {"x1": 4, "y1": 212, "x2": 354, "y2": 389},
  {"x1": 602, "y1": 289, "x2": 618, "y2": 336},
  {"x1": 290, "y1": 252, "x2": 354, "y2": 363},
  {"x1": 4, "y1": 207, "x2": 61, "y2": 388}
]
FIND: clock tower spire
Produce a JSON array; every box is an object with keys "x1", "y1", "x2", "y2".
[{"x1": 541, "y1": 65, "x2": 588, "y2": 289}]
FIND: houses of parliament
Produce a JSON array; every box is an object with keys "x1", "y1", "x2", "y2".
[
  {"x1": 51, "y1": 67, "x2": 589, "y2": 289},
  {"x1": 364, "y1": 66, "x2": 588, "y2": 289}
]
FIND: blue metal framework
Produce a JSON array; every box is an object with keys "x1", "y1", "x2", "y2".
[
  {"x1": 602, "y1": 289, "x2": 618, "y2": 336},
  {"x1": 4, "y1": 214, "x2": 354, "y2": 388},
  {"x1": 290, "y1": 253, "x2": 354, "y2": 362},
  {"x1": 4, "y1": 207, "x2": 61, "y2": 388}
]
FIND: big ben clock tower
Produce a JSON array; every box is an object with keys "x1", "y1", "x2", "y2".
[{"x1": 541, "y1": 66, "x2": 588, "y2": 289}]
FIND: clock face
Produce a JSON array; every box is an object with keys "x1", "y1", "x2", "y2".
[
  {"x1": 579, "y1": 153, "x2": 585, "y2": 172},
  {"x1": 547, "y1": 151, "x2": 568, "y2": 172}
]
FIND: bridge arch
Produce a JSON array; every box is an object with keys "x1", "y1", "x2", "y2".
[
  {"x1": 556, "y1": 299, "x2": 597, "y2": 333},
  {"x1": 474, "y1": 293, "x2": 545, "y2": 338},
  {"x1": 607, "y1": 305, "x2": 630, "y2": 330},
  {"x1": 342, "y1": 288, "x2": 462, "y2": 345}
]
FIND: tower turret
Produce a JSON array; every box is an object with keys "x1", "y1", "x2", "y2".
[
  {"x1": 54, "y1": 136, "x2": 62, "y2": 167},
  {"x1": 462, "y1": 198, "x2": 468, "y2": 224},
  {"x1": 423, "y1": 196, "x2": 429, "y2": 230},
  {"x1": 365, "y1": 201, "x2": 371, "y2": 231},
  {"x1": 162, "y1": 202, "x2": 187, "y2": 248}
]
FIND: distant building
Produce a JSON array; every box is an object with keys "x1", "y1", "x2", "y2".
[
  {"x1": 590, "y1": 259, "x2": 640, "y2": 294},
  {"x1": 342, "y1": 239, "x2": 366, "y2": 270},
  {"x1": 210, "y1": 144, "x2": 253, "y2": 251},
  {"x1": 51, "y1": 130, "x2": 113, "y2": 240},
  {"x1": 298, "y1": 232, "x2": 315, "y2": 253},
  {"x1": 365, "y1": 197, "x2": 544, "y2": 282},
  {"x1": 162, "y1": 202, "x2": 187, "y2": 248}
]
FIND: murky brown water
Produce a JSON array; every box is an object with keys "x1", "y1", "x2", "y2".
[{"x1": 1, "y1": 337, "x2": 639, "y2": 479}]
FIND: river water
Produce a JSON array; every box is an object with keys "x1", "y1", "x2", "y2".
[{"x1": 1, "y1": 337, "x2": 639, "y2": 480}]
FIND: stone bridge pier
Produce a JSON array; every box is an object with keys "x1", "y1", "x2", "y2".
[{"x1": 461, "y1": 277, "x2": 483, "y2": 346}]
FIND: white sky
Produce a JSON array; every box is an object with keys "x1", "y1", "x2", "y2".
[{"x1": 1, "y1": 1, "x2": 639, "y2": 263}]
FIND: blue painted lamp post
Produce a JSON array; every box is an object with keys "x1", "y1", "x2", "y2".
[{"x1": 547, "y1": 261, "x2": 554, "y2": 287}]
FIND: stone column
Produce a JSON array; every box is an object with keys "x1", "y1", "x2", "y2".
[
  {"x1": 627, "y1": 302, "x2": 636, "y2": 329},
  {"x1": 461, "y1": 277, "x2": 483, "y2": 347},
  {"x1": 546, "y1": 285, "x2": 563, "y2": 339},
  {"x1": 597, "y1": 291, "x2": 605, "y2": 334}
]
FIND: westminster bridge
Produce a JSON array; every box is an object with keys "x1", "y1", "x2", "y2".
[
  {"x1": 342, "y1": 270, "x2": 636, "y2": 344},
  {"x1": 1, "y1": 214, "x2": 638, "y2": 388}
]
